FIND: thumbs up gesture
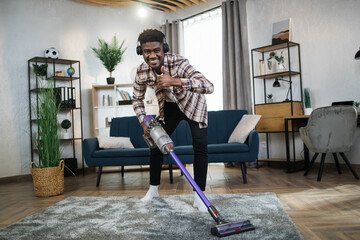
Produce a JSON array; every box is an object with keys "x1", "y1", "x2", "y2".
[{"x1": 157, "y1": 66, "x2": 181, "y2": 87}]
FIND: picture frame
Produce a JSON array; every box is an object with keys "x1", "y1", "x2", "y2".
[{"x1": 272, "y1": 19, "x2": 291, "y2": 45}]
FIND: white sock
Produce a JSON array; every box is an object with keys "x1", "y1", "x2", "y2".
[
  {"x1": 141, "y1": 185, "x2": 159, "y2": 202},
  {"x1": 193, "y1": 192, "x2": 208, "y2": 212}
]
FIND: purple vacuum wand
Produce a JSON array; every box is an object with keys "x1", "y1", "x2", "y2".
[{"x1": 143, "y1": 115, "x2": 255, "y2": 237}]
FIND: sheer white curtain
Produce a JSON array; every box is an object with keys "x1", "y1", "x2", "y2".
[{"x1": 183, "y1": 8, "x2": 223, "y2": 111}]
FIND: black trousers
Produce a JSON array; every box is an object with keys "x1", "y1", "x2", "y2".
[{"x1": 149, "y1": 102, "x2": 208, "y2": 191}]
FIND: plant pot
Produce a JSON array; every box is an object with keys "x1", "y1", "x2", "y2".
[
  {"x1": 107, "y1": 77, "x2": 115, "y2": 84},
  {"x1": 277, "y1": 61, "x2": 286, "y2": 72},
  {"x1": 304, "y1": 108, "x2": 313, "y2": 115},
  {"x1": 61, "y1": 130, "x2": 72, "y2": 139},
  {"x1": 31, "y1": 160, "x2": 64, "y2": 197}
]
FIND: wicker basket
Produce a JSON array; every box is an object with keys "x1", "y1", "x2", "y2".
[{"x1": 31, "y1": 160, "x2": 64, "y2": 197}]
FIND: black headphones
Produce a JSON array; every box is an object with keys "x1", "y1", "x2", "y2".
[{"x1": 136, "y1": 39, "x2": 170, "y2": 55}]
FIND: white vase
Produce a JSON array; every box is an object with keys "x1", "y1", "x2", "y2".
[
  {"x1": 277, "y1": 61, "x2": 286, "y2": 72},
  {"x1": 61, "y1": 131, "x2": 71, "y2": 139},
  {"x1": 304, "y1": 108, "x2": 313, "y2": 115}
]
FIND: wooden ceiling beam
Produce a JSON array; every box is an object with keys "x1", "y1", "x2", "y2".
[
  {"x1": 148, "y1": 5, "x2": 171, "y2": 12},
  {"x1": 75, "y1": 0, "x2": 136, "y2": 7},
  {"x1": 176, "y1": 0, "x2": 192, "y2": 7},
  {"x1": 137, "y1": 0, "x2": 177, "y2": 12},
  {"x1": 74, "y1": 0, "x2": 208, "y2": 12},
  {"x1": 161, "y1": 0, "x2": 185, "y2": 9},
  {"x1": 188, "y1": 0, "x2": 200, "y2": 5}
]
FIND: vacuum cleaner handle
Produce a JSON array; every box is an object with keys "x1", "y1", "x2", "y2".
[{"x1": 142, "y1": 134, "x2": 157, "y2": 149}]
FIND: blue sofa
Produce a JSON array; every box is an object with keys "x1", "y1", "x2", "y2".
[{"x1": 83, "y1": 110, "x2": 259, "y2": 186}]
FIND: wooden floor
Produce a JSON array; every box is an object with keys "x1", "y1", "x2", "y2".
[{"x1": 1, "y1": 162, "x2": 360, "y2": 239}]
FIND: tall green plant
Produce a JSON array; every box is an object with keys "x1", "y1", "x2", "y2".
[
  {"x1": 304, "y1": 88, "x2": 311, "y2": 108},
  {"x1": 35, "y1": 79, "x2": 61, "y2": 168},
  {"x1": 92, "y1": 35, "x2": 127, "y2": 78}
]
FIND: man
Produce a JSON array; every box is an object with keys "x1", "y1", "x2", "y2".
[{"x1": 132, "y1": 29, "x2": 214, "y2": 212}]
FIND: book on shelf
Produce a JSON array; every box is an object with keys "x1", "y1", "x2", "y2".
[
  {"x1": 116, "y1": 88, "x2": 131, "y2": 101},
  {"x1": 125, "y1": 91, "x2": 132, "y2": 100},
  {"x1": 54, "y1": 87, "x2": 76, "y2": 108}
]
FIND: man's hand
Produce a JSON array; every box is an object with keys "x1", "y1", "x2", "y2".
[
  {"x1": 141, "y1": 122, "x2": 151, "y2": 139},
  {"x1": 156, "y1": 66, "x2": 182, "y2": 87}
]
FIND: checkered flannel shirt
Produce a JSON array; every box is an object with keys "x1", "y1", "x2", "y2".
[{"x1": 132, "y1": 53, "x2": 214, "y2": 128}]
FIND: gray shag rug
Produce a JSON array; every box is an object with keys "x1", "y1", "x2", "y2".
[{"x1": 0, "y1": 193, "x2": 302, "y2": 240}]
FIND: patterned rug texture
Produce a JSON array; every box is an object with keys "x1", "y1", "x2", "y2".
[{"x1": 0, "y1": 192, "x2": 303, "y2": 239}]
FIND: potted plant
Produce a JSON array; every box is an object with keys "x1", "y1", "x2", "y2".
[
  {"x1": 267, "y1": 93, "x2": 274, "y2": 103},
  {"x1": 31, "y1": 79, "x2": 64, "y2": 197},
  {"x1": 32, "y1": 63, "x2": 48, "y2": 77},
  {"x1": 304, "y1": 88, "x2": 313, "y2": 115},
  {"x1": 268, "y1": 51, "x2": 285, "y2": 71},
  {"x1": 32, "y1": 63, "x2": 48, "y2": 88},
  {"x1": 92, "y1": 35, "x2": 127, "y2": 84}
]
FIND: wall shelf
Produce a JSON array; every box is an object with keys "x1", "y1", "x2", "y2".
[
  {"x1": 91, "y1": 83, "x2": 158, "y2": 137},
  {"x1": 254, "y1": 71, "x2": 300, "y2": 79}
]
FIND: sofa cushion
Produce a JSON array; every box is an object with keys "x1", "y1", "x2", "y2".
[
  {"x1": 110, "y1": 116, "x2": 148, "y2": 148},
  {"x1": 207, "y1": 110, "x2": 248, "y2": 144},
  {"x1": 171, "y1": 143, "x2": 249, "y2": 155},
  {"x1": 228, "y1": 114, "x2": 261, "y2": 143},
  {"x1": 172, "y1": 145, "x2": 193, "y2": 155},
  {"x1": 208, "y1": 143, "x2": 249, "y2": 153},
  {"x1": 170, "y1": 120, "x2": 192, "y2": 146},
  {"x1": 97, "y1": 136, "x2": 134, "y2": 149},
  {"x1": 92, "y1": 147, "x2": 150, "y2": 158},
  {"x1": 169, "y1": 110, "x2": 248, "y2": 146},
  {"x1": 109, "y1": 110, "x2": 248, "y2": 148}
]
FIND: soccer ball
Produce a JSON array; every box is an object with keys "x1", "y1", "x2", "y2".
[{"x1": 44, "y1": 47, "x2": 59, "y2": 59}]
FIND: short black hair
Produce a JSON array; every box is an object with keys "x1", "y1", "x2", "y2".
[{"x1": 138, "y1": 29, "x2": 165, "y2": 45}]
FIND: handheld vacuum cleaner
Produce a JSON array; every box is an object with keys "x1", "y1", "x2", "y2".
[{"x1": 142, "y1": 115, "x2": 255, "y2": 238}]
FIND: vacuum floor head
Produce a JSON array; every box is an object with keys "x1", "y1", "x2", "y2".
[{"x1": 211, "y1": 220, "x2": 255, "y2": 238}]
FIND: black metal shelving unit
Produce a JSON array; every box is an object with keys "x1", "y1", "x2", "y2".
[
  {"x1": 251, "y1": 41, "x2": 303, "y2": 107},
  {"x1": 28, "y1": 57, "x2": 84, "y2": 175},
  {"x1": 251, "y1": 42, "x2": 304, "y2": 170}
]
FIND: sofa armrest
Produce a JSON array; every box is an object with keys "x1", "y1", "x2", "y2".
[
  {"x1": 82, "y1": 138, "x2": 100, "y2": 167},
  {"x1": 247, "y1": 130, "x2": 259, "y2": 161}
]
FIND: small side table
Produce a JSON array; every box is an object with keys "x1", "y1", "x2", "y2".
[{"x1": 284, "y1": 115, "x2": 310, "y2": 173}]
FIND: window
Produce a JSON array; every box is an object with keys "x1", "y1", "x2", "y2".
[{"x1": 183, "y1": 8, "x2": 223, "y2": 111}]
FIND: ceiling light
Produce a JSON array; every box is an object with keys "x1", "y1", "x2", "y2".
[{"x1": 138, "y1": 6, "x2": 148, "y2": 18}]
